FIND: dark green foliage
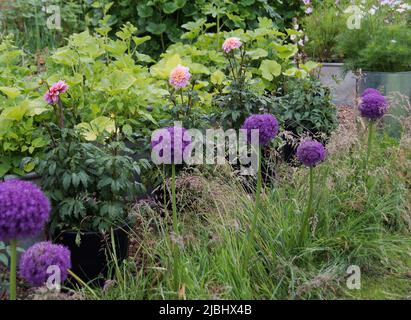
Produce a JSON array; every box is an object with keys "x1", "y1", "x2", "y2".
[
  {"x1": 38, "y1": 127, "x2": 149, "y2": 233},
  {"x1": 274, "y1": 78, "x2": 338, "y2": 136}
]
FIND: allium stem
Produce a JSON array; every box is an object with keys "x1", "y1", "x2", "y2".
[
  {"x1": 9, "y1": 239, "x2": 17, "y2": 300},
  {"x1": 171, "y1": 164, "x2": 178, "y2": 234},
  {"x1": 248, "y1": 146, "x2": 262, "y2": 257},
  {"x1": 255, "y1": 146, "x2": 262, "y2": 210},
  {"x1": 299, "y1": 167, "x2": 314, "y2": 246},
  {"x1": 364, "y1": 121, "x2": 375, "y2": 172}
]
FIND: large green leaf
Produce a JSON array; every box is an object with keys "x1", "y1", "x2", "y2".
[
  {"x1": 0, "y1": 86, "x2": 20, "y2": 99},
  {"x1": 150, "y1": 54, "x2": 182, "y2": 79},
  {"x1": 259, "y1": 60, "x2": 281, "y2": 81}
]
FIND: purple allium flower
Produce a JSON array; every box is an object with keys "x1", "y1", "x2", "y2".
[
  {"x1": 151, "y1": 126, "x2": 192, "y2": 164},
  {"x1": 0, "y1": 180, "x2": 50, "y2": 241},
  {"x1": 19, "y1": 241, "x2": 71, "y2": 287},
  {"x1": 297, "y1": 140, "x2": 326, "y2": 167},
  {"x1": 361, "y1": 88, "x2": 381, "y2": 97},
  {"x1": 359, "y1": 93, "x2": 389, "y2": 120},
  {"x1": 241, "y1": 114, "x2": 279, "y2": 146}
]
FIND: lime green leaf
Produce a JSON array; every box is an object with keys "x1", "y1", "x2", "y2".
[
  {"x1": 0, "y1": 101, "x2": 28, "y2": 121},
  {"x1": 259, "y1": 60, "x2": 281, "y2": 81},
  {"x1": 0, "y1": 87, "x2": 20, "y2": 99},
  {"x1": 301, "y1": 61, "x2": 321, "y2": 72},
  {"x1": 247, "y1": 48, "x2": 268, "y2": 60},
  {"x1": 210, "y1": 70, "x2": 225, "y2": 85},
  {"x1": 150, "y1": 54, "x2": 182, "y2": 79},
  {"x1": 77, "y1": 116, "x2": 116, "y2": 141}
]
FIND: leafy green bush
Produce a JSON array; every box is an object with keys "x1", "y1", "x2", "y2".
[
  {"x1": 274, "y1": 77, "x2": 337, "y2": 136},
  {"x1": 87, "y1": 0, "x2": 305, "y2": 55},
  {"x1": 1, "y1": 0, "x2": 306, "y2": 55},
  {"x1": 0, "y1": 35, "x2": 48, "y2": 177},
  {"x1": 302, "y1": 1, "x2": 346, "y2": 62},
  {"x1": 38, "y1": 128, "x2": 149, "y2": 233},
  {"x1": 334, "y1": 1, "x2": 411, "y2": 72},
  {"x1": 355, "y1": 24, "x2": 411, "y2": 72},
  {"x1": 0, "y1": 0, "x2": 86, "y2": 51},
  {"x1": 45, "y1": 26, "x2": 164, "y2": 137}
]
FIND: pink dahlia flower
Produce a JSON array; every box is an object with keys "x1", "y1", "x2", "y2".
[
  {"x1": 222, "y1": 37, "x2": 242, "y2": 53},
  {"x1": 169, "y1": 65, "x2": 191, "y2": 89},
  {"x1": 44, "y1": 80, "x2": 69, "y2": 104}
]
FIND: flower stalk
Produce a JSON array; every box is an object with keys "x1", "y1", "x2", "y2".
[
  {"x1": 9, "y1": 239, "x2": 17, "y2": 300},
  {"x1": 299, "y1": 167, "x2": 314, "y2": 246}
]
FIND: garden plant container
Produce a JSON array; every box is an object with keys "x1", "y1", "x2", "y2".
[
  {"x1": 52, "y1": 226, "x2": 130, "y2": 287},
  {"x1": 318, "y1": 63, "x2": 356, "y2": 106}
]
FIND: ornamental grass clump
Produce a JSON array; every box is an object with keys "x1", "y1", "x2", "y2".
[
  {"x1": 0, "y1": 180, "x2": 51, "y2": 300},
  {"x1": 359, "y1": 89, "x2": 389, "y2": 171},
  {"x1": 19, "y1": 241, "x2": 71, "y2": 288},
  {"x1": 296, "y1": 140, "x2": 326, "y2": 246}
]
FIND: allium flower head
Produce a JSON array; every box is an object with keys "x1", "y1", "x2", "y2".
[
  {"x1": 297, "y1": 140, "x2": 326, "y2": 167},
  {"x1": 151, "y1": 126, "x2": 192, "y2": 164},
  {"x1": 19, "y1": 241, "x2": 71, "y2": 287},
  {"x1": 361, "y1": 88, "x2": 381, "y2": 97},
  {"x1": 359, "y1": 93, "x2": 388, "y2": 120},
  {"x1": 241, "y1": 114, "x2": 279, "y2": 146},
  {"x1": 0, "y1": 180, "x2": 50, "y2": 241},
  {"x1": 222, "y1": 37, "x2": 242, "y2": 53},
  {"x1": 169, "y1": 65, "x2": 191, "y2": 89}
]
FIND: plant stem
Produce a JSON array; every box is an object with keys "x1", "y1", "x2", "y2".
[
  {"x1": 299, "y1": 167, "x2": 314, "y2": 246},
  {"x1": 171, "y1": 164, "x2": 178, "y2": 234},
  {"x1": 255, "y1": 146, "x2": 262, "y2": 210},
  {"x1": 9, "y1": 239, "x2": 17, "y2": 300},
  {"x1": 248, "y1": 146, "x2": 262, "y2": 257},
  {"x1": 364, "y1": 121, "x2": 375, "y2": 172}
]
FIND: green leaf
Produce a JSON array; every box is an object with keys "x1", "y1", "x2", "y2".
[
  {"x1": 259, "y1": 60, "x2": 281, "y2": 81},
  {"x1": 273, "y1": 44, "x2": 298, "y2": 60},
  {"x1": 0, "y1": 101, "x2": 28, "y2": 121},
  {"x1": 301, "y1": 61, "x2": 321, "y2": 73},
  {"x1": 150, "y1": 54, "x2": 182, "y2": 79},
  {"x1": 137, "y1": 4, "x2": 153, "y2": 18},
  {"x1": 132, "y1": 35, "x2": 151, "y2": 47},
  {"x1": 210, "y1": 70, "x2": 225, "y2": 85},
  {"x1": 247, "y1": 48, "x2": 268, "y2": 60},
  {"x1": 163, "y1": 2, "x2": 179, "y2": 14},
  {"x1": 189, "y1": 62, "x2": 210, "y2": 75},
  {"x1": 146, "y1": 23, "x2": 167, "y2": 35},
  {"x1": 0, "y1": 87, "x2": 20, "y2": 99},
  {"x1": 139, "y1": 110, "x2": 157, "y2": 124},
  {"x1": 62, "y1": 173, "x2": 71, "y2": 190}
]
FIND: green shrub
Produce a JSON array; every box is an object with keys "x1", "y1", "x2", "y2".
[
  {"x1": 274, "y1": 77, "x2": 338, "y2": 136},
  {"x1": 336, "y1": 1, "x2": 411, "y2": 72},
  {"x1": 302, "y1": 1, "x2": 346, "y2": 62},
  {"x1": 38, "y1": 128, "x2": 149, "y2": 233}
]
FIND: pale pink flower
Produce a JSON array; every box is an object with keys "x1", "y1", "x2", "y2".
[
  {"x1": 44, "y1": 80, "x2": 69, "y2": 104},
  {"x1": 169, "y1": 65, "x2": 191, "y2": 89},
  {"x1": 222, "y1": 37, "x2": 242, "y2": 53}
]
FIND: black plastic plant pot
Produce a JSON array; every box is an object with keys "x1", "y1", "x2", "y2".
[{"x1": 52, "y1": 226, "x2": 129, "y2": 287}]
